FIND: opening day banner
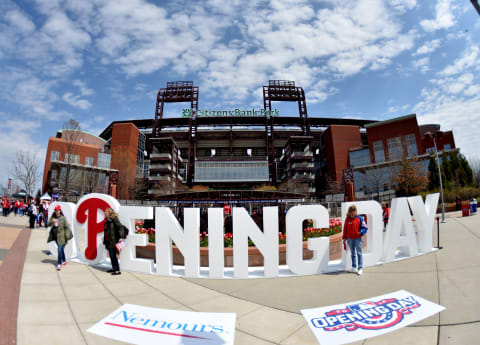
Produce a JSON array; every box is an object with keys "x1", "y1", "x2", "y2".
[{"x1": 301, "y1": 290, "x2": 445, "y2": 345}]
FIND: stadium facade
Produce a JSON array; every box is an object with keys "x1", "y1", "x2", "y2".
[{"x1": 42, "y1": 80, "x2": 456, "y2": 204}]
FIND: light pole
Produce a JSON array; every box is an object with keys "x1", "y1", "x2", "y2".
[
  {"x1": 472, "y1": 0, "x2": 480, "y2": 16},
  {"x1": 431, "y1": 134, "x2": 446, "y2": 223}
]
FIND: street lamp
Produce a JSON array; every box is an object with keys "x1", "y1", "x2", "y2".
[{"x1": 426, "y1": 132, "x2": 446, "y2": 223}]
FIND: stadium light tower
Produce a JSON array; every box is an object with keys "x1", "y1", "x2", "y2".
[{"x1": 473, "y1": 0, "x2": 480, "y2": 16}]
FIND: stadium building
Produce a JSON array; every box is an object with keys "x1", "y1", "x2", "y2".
[{"x1": 43, "y1": 80, "x2": 456, "y2": 205}]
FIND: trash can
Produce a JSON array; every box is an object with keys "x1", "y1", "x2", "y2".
[
  {"x1": 471, "y1": 198, "x2": 477, "y2": 214},
  {"x1": 462, "y1": 202, "x2": 470, "y2": 217}
]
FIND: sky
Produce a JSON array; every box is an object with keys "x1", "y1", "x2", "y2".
[{"x1": 1, "y1": 0, "x2": 480, "y2": 193}]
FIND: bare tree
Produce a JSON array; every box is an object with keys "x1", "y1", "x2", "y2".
[
  {"x1": 82, "y1": 169, "x2": 99, "y2": 194},
  {"x1": 12, "y1": 151, "x2": 42, "y2": 198},
  {"x1": 59, "y1": 118, "x2": 81, "y2": 201},
  {"x1": 391, "y1": 153, "x2": 429, "y2": 197},
  {"x1": 366, "y1": 166, "x2": 392, "y2": 200},
  {"x1": 129, "y1": 178, "x2": 149, "y2": 200}
]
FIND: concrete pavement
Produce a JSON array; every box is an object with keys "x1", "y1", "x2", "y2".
[{"x1": 1, "y1": 210, "x2": 479, "y2": 344}]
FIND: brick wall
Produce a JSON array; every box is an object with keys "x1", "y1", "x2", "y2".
[
  {"x1": 110, "y1": 123, "x2": 140, "y2": 200},
  {"x1": 323, "y1": 125, "x2": 362, "y2": 185}
]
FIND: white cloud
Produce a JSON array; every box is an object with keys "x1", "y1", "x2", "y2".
[
  {"x1": 413, "y1": 57, "x2": 430, "y2": 73},
  {"x1": 420, "y1": 0, "x2": 455, "y2": 32},
  {"x1": 464, "y1": 84, "x2": 480, "y2": 97},
  {"x1": 0, "y1": 116, "x2": 44, "y2": 192},
  {"x1": 417, "y1": 97, "x2": 480, "y2": 160},
  {"x1": 62, "y1": 92, "x2": 92, "y2": 110},
  {"x1": 4, "y1": 9, "x2": 35, "y2": 33},
  {"x1": 390, "y1": 0, "x2": 417, "y2": 13},
  {"x1": 413, "y1": 39, "x2": 441, "y2": 56},
  {"x1": 413, "y1": 42, "x2": 480, "y2": 160},
  {"x1": 439, "y1": 44, "x2": 479, "y2": 76},
  {"x1": 73, "y1": 80, "x2": 94, "y2": 96},
  {"x1": 0, "y1": 68, "x2": 68, "y2": 120}
]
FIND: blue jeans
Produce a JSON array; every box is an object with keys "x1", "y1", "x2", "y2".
[
  {"x1": 347, "y1": 238, "x2": 363, "y2": 270},
  {"x1": 106, "y1": 246, "x2": 120, "y2": 271},
  {"x1": 57, "y1": 244, "x2": 66, "y2": 266}
]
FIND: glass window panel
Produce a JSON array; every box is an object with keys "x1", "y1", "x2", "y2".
[
  {"x1": 51, "y1": 151, "x2": 60, "y2": 161},
  {"x1": 349, "y1": 149, "x2": 371, "y2": 167},
  {"x1": 97, "y1": 153, "x2": 111, "y2": 169},
  {"x1": 194, "y1": 161, "x2": 269, "y2": 182},
  {"x1": 373, "y1": 141, "x2": 385, "y2": 163},
  {"x1": 387, "y1": 137, "x2": 402, "y2": 160},
  {"x1": 404, "y1": 134, "x2": 418, "y2": 157}
]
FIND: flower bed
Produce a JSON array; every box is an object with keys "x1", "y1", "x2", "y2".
[
  {"x1": 135, "y1": 218, "x2": 342, "y2": 247},
  {"x1": 134, "y1": 218, "x2": 345, "y2": 267}
]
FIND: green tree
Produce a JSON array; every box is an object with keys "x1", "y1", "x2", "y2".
[
  {"x1": 428, "y1": 151, "x2": 474, "y2": 190},
  {"x1": 428, "y1": 156, "x2": 439, "y2": 190}
]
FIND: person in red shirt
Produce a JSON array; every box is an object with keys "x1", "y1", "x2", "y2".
[
  {"x1": 14, "y1": 200, "x2": 20, "y2": 216},
  {"x1": 223, "y1": 203, "x2": 231, "y2": 216},
  {"x1": 342, "y1": 205, "x2": 363, "y2": 275},
  {"x1": 383, "y1": 203, "x2": 390, "y2": 230}
]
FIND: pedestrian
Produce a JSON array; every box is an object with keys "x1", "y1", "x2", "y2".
[
  {"x1": 28, "y1": 201, "x2": 37, "y2": 229},
  {"x1": 14, "y1": 200, "x2": 20, "y2": 216},
  {"x1": 383, "y1": 203, "x2": 390, "y2": 229},
  {"x1": 103, "y1": 207, "x2": 126, "y2": 276},
  {"x1": 2, "y1": 198, "x2": 8, "y2": 217},
  {"x1": 47, "y1": 205, "x2": 72, "y2": 271},
  {"x1": 342, "y1": 205, "x2": 364, "y2": 275},
  {"x1": 43, "y1": 201, "x2": 49, "y2": 228}
]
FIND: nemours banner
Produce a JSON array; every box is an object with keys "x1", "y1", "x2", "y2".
[
  {"x1": 88, "y1": 304, "x2": 236, "y2": 345},
  {"x1": 47, "y1": 193, "x2": 440, "y2": 279}
]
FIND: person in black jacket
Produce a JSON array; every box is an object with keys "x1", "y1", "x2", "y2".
[{"x1": 103, "y1": 207, "x2": 125, "y2": 275}]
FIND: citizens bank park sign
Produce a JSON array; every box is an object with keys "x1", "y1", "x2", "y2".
[{"x1": 47, "y1": 193, "x2": 439, "y2": 279}]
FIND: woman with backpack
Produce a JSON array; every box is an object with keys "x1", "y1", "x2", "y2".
[
  {"x1": 342, "y1": 205, "x2": 366, "y2": 275},
  {"x1": 103, "y1": 207, "x2": 126, "y2": 276},
  {"x1": 47, "y1": 205, "x2": 72, "y2": 271}
]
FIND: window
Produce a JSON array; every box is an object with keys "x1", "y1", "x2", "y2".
[
  {"x1": 50, "y1": 150, "x2": 60, "y2": 161},
  {"x1": 387, "y1": 137, "x2": 402, "y2": 160},
  {"x1": 85, "y1": 157, "x2": 94, "y2": 166},
  {"x1": 349, "y1": 149, "x2": 371, "y2": 167},
  {"x1": 194, "y1": 161, "x2": 269, "y2": 182},
  {"x1": 373, "y1": 141, "x2": 385, "y2": 163},
  {"x1": 404, "y1": 134, "x2": 418, "y2": 157},
  {"x1": 443, "y1": 144, "x2": 451, "y2": 150},
  {"x1": 97, "y1": 153, "x2": 111, "y2": 169},
  {"x1": 143, "y1": 162, "x2": 149, "y2": 179},
  {"x1": 426, "y1": 147, "x2": 435, "y2": 154},
  {"x1": 64, "y1": 153, "x2": 80, "y2": 164}
]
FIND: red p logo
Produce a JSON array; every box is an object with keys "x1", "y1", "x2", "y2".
[{"x1": 76, "y1": 198, "x2": 112, "y2": 261}]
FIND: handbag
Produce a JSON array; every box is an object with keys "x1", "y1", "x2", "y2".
[{"x1": 115, "y1": 239, "x2": 126, "y2": 252}]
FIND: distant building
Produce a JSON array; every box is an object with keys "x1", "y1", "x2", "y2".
[
  {"x1": 42, "y1": 130, "x2": 118, "y2": 200},
  {"x1": 348, "y1": 114, "x2": 456, "y2": 199}
]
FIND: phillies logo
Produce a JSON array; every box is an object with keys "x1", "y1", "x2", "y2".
[
  {"x1": 75, "y1": 194, "x2": 119, "y2": 261},
  {"x1": 311, "y1": 296, "x2": 420, "y2": 331}
]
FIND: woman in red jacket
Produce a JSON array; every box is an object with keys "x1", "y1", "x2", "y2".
[{"x1": 343, "y1": 205, "x2": 363, "y2": 275}]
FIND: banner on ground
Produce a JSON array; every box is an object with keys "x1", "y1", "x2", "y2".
[
  {"x1": 301, "y1": 290, "x2": 445, "y2": 345},
  {"x1": 88, "y1": 304, "x2": 236, "y2": 345}
]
